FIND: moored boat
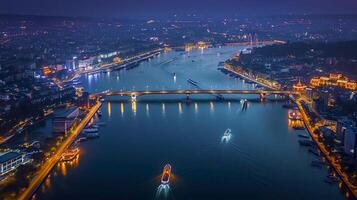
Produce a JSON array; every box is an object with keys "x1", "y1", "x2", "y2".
[{"x1": 61, "y1": 148, "x2": 80, "y2": 161}]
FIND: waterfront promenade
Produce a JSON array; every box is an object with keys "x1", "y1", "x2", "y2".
[
  {"x1": 18, "y1": 101, "x2": 102, "y2": 200},
  {"x1": 223, "y1": 68, "x2": 278, "y2": 90},
  {"x1": 296, "y1": 98, "x2": 357, "y2": 199}
]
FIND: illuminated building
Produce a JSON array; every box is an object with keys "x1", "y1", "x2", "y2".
[
  {"x1": 197, "y1": 41, "x2": 208, "y2": 49},
  {"x1": 42, "y1": 66, "x2": 55, "y2": 76},
  {"x1": 53, "y1": 108, "x2": 80, "y2": 134},
  {"x1": 113, "y1": 57, "x2": 122, "y2": 64},
  {"x1": 0, "y1": 151, "x2": 26, "y2": 176},
  {"x1": 344, "y1": 127, "x2": 357, "y2": 157},
  {"x1": 310, "y1": 73, "x2": 357, "y2": 90},
  {"x1": 75, "y1": 87, "x2": 84, "y2": 97},
  {"x1": 184, "y1": 43, "x2": 195, "y2": 52},
  {"x1": 293, "y1": 80, "x2": 307, "y2": 92}
]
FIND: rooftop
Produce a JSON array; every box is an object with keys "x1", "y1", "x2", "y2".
[{"x1": 0, "y1": 151, "x2": 22, "y2": 164}]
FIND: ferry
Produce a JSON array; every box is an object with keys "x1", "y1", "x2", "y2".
[
  {"x1": 161, "y1": 164, "x2": 172, "y2": 184},
  {"x1": 222, "y1": 128, "x2": 232, "y2": 142},
  {"x1": 61, "y1": 148, "x2": 80, "y2": 161}
]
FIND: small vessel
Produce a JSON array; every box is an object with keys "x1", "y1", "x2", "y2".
[
  {"x1": 298, "y1": 134, "x2": 309, "y2": 139},
  {"x1": 293, "y1": 125, "x2": 305, "y2": 130},
  {"x1": 89, "y1": 124, "x2": 99, "y2": 128},
  {"x1": 97, "y1": 122, "x2": 107, "y2": 126},
  {"x1": 298, "y1": 140, "x2": 314, "y2": 146},
  {"x1": 83, "y1": 128, "x2": 98, "y2": 133},
  {"x1": 161, "y1": 164, "x2": 172, "y2": 184},
  {"x1": 222, "y1": 128, "x2": 232, "y2": 142},
  {"x1": 308, "y1": 148, "x2": 320, "y2": 156},
  {"x1": 86, "y1": 132, "x2": 99, "y2": 139},
  {"x1": 326, "y1": 175, "x2": 340, "y2": 182},
  {"x1": 97, "y1": 111, "x2": 102, "y2": 117},
  {"x1": 187, "y1": 79, "x2": 198, "y2": 86},
  {"x1": 75, "y1": 137, "x2": 87, "y2": 143},
  {"x1": 61, "y1": 148, "x2": 80, "y2": 161},
  {"x1": 311, "y1": 162, "x2": 323, "y2": 168}
]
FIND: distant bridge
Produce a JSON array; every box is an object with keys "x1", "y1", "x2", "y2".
[{"x1": 91, "y1": 89, "x2": 299, "y2": 100}]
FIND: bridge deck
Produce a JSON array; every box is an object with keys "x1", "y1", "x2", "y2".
[{"x1": 93, "y1": 89, "x2": 298, "y2": 97}]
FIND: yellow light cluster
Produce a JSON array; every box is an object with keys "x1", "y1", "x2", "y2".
[{"x1": 310, "y1": 73, "x2": 357, "y2": 90}]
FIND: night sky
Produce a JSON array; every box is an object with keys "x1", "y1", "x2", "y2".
[{"x1": 0, "y1": 0, "x2": 357, "y2": 18}]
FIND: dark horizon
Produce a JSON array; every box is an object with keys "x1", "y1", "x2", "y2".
[{"x1": 1, "y1": 0, "x2": 357, "y2": 19}]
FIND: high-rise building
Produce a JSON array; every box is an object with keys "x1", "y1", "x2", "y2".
[{"x1": 344, "y1": 127, "x2": 357, "y2": 158}]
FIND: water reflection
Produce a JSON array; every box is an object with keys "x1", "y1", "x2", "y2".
[
  {"x1": 146, "y1": 104, "x2": 150, "y2": 117},
  {"x1": 210, "y1": 102, "x2": 214, "y2": 112},
  {"x1": 131, "y1": 101, "x2": 137, "y2": 114},
  {"x1": 178, "y1": 102, "x2": 183, "y2": 115},
  {"x1": 120, "y1": 102, "x2": 124, "y2": 116},
  {"x1": 194, "y1": 102, "x2": 198, "y2": 113},
  {"x1": 107, "y1": 102, "x2": 111, "y2": 118},
  {"x1": 162, "y1": 103, "x2": 166, "y2": 116},
  {"x1": 155, "y1": 184, "x2": 170, "y2": 199}
]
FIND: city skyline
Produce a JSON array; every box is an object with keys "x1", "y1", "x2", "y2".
[{"x1": 0, "y1": 0, "x2": 357, "y2": 18}]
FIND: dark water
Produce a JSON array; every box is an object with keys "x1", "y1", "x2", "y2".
[{"x1": 34, "y1": 47, "x2": 345, "y2": 200}]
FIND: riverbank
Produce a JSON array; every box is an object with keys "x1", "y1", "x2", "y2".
[
  {"x1": 18, "y1": 101, "x2": 102, "y2": 200},
  {"x1": 224, "y1": 60, "x2": 356, "y2": 199},
  {"x1": 295, "y1": 98, "x2": 357, "y2": 200}
]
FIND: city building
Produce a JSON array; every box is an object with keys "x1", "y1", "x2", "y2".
[
  {"x1": 310, "y1": 73, "x2": 357, "y2": 90},
  {"x1": 52, "y1": 107, "x2": 80, "y2": 134},
  {"x1": 293, "y1": 80, "x2": 307, "y2": 92},
  {"x1": 344, "y1": 127, "x2": 357, "y2": 158},
  {"x1": 0, "y1": 151, "x2": 26, "y2": 176}
]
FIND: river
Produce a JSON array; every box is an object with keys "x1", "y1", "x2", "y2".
[{"x1": 33, "y1": 46, "x2": 345, "y2": 200}]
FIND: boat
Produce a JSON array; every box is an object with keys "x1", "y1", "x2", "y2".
[
  {"x1": 293, "y1": 125, "x2": 305, "y2": 130},
  {"x1": 83, "y1": 128, "x2": 98, "y2": 133},
  {"x1": 75, "y1": 137, "x2": 87, "y2": 143},
  {"x1": 222, "y1": 128, "x2": 232, "y2": 142},
  {"x1": 326, "y1": 175, "x2": 340, "y2": 182},
  {"x1": 89, "y1": 124, "x2": 99, "y2": 128},
  {"x1": 187, "y1": 79, "x2": 198, "y2": 86},
  {"x1": 310, "y1": 162, "x2": 323, "y2": 168},
  {"x1": 96, "y1": 122, "x2": 107, "y2": 126},
  {"x1": 298, "y1": 140, "x2": 314, "y2": 146},
  {"x1": 161, "y1": 164, "x2": 172, "y2": 184},
  {"x1": 97, "y1": 111, "x2": 102, "y2": 117},
  {"x1": 86, "y1": 131, "x2": 99, "y2": 139},
  {"x1": 298, "y1": 134, "x2": 309, "y2": 139},
  {"x1": 308, "y1": 148, "x2": 320, "y2": 156},
  {"x1": 61, "y1": 148, "x2": 80, "y2": 161},
  {"x1": 324, "y1": 178, "x2": 335, "y2": 184}
]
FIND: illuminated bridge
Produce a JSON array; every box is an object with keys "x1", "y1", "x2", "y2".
[{"x1": 91, "y1": 89, "x2": 299, "y2": 101}]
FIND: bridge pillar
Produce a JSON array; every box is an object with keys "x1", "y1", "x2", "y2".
[
  {"x1": 185, "y1": 94, "x2": 190, "y2": 105},
  {"x1": 131, "y1": 94, "x2": 137, "y2": 102},
  {"x1": 260, "y1": 93, "x2": 266, "y2": 102}
]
